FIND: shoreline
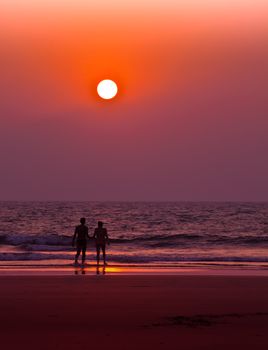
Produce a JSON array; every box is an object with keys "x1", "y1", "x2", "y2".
[{"x1": 1, "y1": 263, "x2": 268, "y2": 276}]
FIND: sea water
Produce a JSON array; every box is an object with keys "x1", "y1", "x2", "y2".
[{"x1": 0, "y1": 201, "x2": 268, "y2": 268}]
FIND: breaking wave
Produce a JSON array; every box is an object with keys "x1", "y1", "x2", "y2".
[{"x1": 1, "y1": 232, "x2": 268, "y2": 250}]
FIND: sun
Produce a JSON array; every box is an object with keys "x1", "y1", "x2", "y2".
[{"x1": 97, "y1": 79, "x2": 118, "y2": 100}]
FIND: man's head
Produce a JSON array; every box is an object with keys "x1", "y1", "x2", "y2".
[
  {"x1": 98, "y1": 221, "x2": 103, "y2": 228},
  {"x1": 80, "y1": 217, "x2": 86, "y2": 225}
]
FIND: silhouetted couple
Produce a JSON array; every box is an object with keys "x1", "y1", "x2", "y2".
[{"x1": 72, "y1": 218, "x2": 109, "y2": 266}]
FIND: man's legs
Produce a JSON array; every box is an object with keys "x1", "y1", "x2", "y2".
[
  {"x1": 82, "y1": 245, "x2": 87, "y2": 264},
  {"x1": 75, "y1": 246, "x2": 82, "y2": 263}
]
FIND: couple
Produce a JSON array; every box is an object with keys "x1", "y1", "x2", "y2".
[{"x1": 72, "y1": 218, "x2": 109, "y2": 266}]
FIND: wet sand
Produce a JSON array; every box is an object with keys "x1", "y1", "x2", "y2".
[{"x1": 1, "y1": 274, "x2": 268, "y2": 349}]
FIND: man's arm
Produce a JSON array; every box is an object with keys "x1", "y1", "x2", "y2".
[{"x1": 72, "y1": 227, "x2": 77, "y2": 246}]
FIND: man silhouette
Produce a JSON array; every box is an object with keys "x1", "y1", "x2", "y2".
[
  {"x1": 72, "y1": 217, "x2": 90, "y2": 265},
  {"x1": 93, "y1": 221, "x2": 109, "y2": 265}
]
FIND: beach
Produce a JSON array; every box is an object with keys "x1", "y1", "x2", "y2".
[{"x1": 1, "y1": 273, "x2": 268, "y2": 349}]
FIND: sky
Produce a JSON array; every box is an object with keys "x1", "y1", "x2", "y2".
[{"x1": 0, "y1": 0, "x2": 268, "y2": 201}]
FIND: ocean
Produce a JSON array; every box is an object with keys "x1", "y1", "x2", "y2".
[{"x1": 0, "y1": 201, "x2": 268, "y2": 269}]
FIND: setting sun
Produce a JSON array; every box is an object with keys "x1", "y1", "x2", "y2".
[{"x1": 97, "y1": 79, "x2": 118, "y2": 100}]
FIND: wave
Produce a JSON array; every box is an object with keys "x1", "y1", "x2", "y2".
[
  {"x1": 0, "y1": 252, "x2": 71, "y2": 261},
  {"x1": 1, "y1": 232, "x2": 268, "y2": 250},
  {"x1": 0, "y1": 233, "x2": 71, "y2": 247},
  {"x1": 1, "y1": 232, "x2": 202, "y2": 247},
  {"x1": 1, "y1": 251, "x2": 268, "y2": 264},
  {"x1": 112, "y1": 233, "x2": 201, "y2": 244}
]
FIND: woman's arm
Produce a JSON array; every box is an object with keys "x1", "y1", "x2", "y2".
[
  {"x1": 105, "y1": 229, "x2": 110, "y2": 245},
  {"x1": 92, "y1": 228, "x2": 97, "y2": 239}
]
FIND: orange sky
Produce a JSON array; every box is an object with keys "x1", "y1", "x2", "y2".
[
  {"x1": 0, "y1": 0, "x2": 268, "y2": 200},
  {"x1": 1, "y1": 0, "x2": 267, "y2": 111}
]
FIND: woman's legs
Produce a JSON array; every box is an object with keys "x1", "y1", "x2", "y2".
[
  {"x1": 96, "y1": 244, "x2": 106, "y2": 265},
  {"x1": 96, "y1": 245, "x2": 101, "y2": 265},
  {"x1": 101, "y1": 245, "x2": 106, "y2": 264}
]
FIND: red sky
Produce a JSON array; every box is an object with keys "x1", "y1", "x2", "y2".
[{"x1": 0, "y1": 0, "x2": 268, "y2": 200}]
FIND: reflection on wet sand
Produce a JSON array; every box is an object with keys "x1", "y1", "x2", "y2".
[
  {"x1": 96, "y1": 265, "x2": 106, "y2": 275},
  {"x1": 74, "y1": 265, "x2": 107, "y2": 275},
  {"x1": 74, "y1": 266, "x2": 86, "y2": 275},
  {"x1": 73, "y1": 265, "x2": 127, "y2": 275},
  {"x1": 70, "y1": 265, "x2": 212, "y2": 275}
]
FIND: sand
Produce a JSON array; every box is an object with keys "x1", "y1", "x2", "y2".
[{"x1": 1, "y1": 274, "x2": 268, "y2": 349}]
